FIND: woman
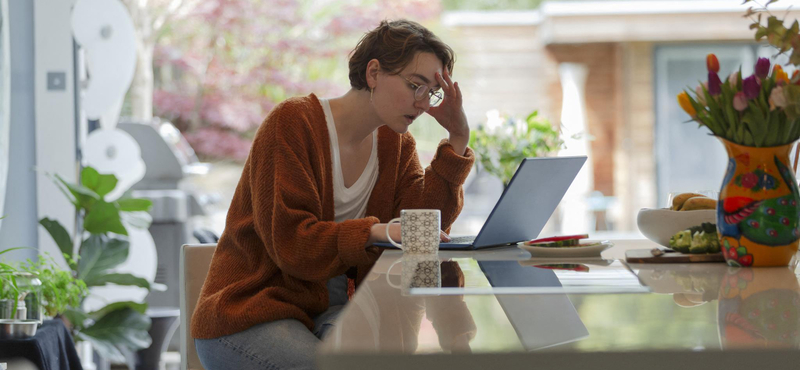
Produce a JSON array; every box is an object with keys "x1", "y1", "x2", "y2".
[{"x1": 192, "y1": 19, "x2": 474, "y2": 370}]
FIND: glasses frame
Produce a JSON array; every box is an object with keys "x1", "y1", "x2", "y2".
[{"x1": 401, "y1": 75, "x2": 443, "y2": 107}]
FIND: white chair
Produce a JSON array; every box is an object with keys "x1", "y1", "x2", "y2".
[{"x1": 179, "y1": 244, "x2": 216, "y2": 370}]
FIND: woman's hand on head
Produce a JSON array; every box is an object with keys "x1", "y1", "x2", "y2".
[{"x1": 427, "y1": 69, "x2": 470, "y2": 155}]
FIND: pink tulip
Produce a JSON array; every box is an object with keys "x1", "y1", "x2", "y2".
[
  {"x1": 769, "y1": 85, "x2": 788, "y2": 109},
  {"x1": 728, "y1": 72, "x2": 739, "y2": 89},
  {"x1": 695, "y1": 84, "x2": 707, "y2": 106},
  {"x1": 733, "y1": 91, "x2": 748, "y2": 111}
]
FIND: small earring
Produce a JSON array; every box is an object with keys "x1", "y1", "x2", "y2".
[{"x1": 370, "y1": 87, "x2": 374, "y2": 103}]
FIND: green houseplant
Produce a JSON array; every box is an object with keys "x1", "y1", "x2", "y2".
[
  {"x1": 39, "y1": 166, "x2": 155, "y2": 366},
  {"x1": 468, "y1": 109, "x2": 563, "y2": 186},
  {"x1": 0, "y1": 247, "x2": 87, "y2": 325}
]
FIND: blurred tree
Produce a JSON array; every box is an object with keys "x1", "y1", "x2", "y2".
[
  {"x1": 133, "y1": 0, "x2": 440, "y2": 161},
  {"x1": 120, "y1": 0, "x2": 202, "y2": 121}
]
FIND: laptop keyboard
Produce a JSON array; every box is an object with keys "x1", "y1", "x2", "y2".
[{"x1": 447, "y1": 236, "x2": 476, "y2": 244}]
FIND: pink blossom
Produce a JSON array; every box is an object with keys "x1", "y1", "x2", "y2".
[
  {"x1": 695, "y1": 83, "x2": 708, "y2": 106},
  {"x1": 733, "y1": 92, "x2": 748, "y2": 111},
  {"x1": 728, "y1": 72, "x2": 739, "y2": 89},
  {"x1": 769, "y1": 85, "x2": 788, "y2": 109}
]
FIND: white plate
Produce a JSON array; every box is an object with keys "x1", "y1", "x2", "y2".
[{"x1": 517, "y1": 240, "x2": 613, "y2": 258}]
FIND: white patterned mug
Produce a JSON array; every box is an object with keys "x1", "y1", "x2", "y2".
[
  {"x1": 386, "y1": 253, "x2": 442, "y2": 295},
  {"x1": 386, "y1": 209, "x2": 441, "y2": 254}
]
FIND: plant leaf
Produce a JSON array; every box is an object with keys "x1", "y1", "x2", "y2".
[
  {"x1": 78, "y1": 235, "x2": 129, "y2": 280},
  {"x1": 81, "y1": 167, "x2": 118, "y2": 199},
  {"x1": 55, "y1": 174, "x2": 99, "y2": 210},
  {"x1": 77, "y1": 308, "x2": 151, "y2": 364},
  {"x1": 116, "y1": 198, "x2": 152, "y2": 212},
  {"x1": 84, "y1": 201, "x2": 128, "y2": 235},
  {"x1": 84, "y1": 273, "x2": 150, "y2": 289},
  {"x1": 63, "y1": 307, "x2": 89, "y2": 331},
  {"x1": 39, "y1": 218, "x2": 74, "y2": 259},
  {"x1": 87, "y1": 300, "x2": 147, "y2": 320},
  {"x1": 120, "y1": 211, "x2": 152, "y2": 230}
]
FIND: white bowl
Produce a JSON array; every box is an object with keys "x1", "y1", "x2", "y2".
[{"x1": 636, "y1": 208, "x2": 716, "y2": 248}]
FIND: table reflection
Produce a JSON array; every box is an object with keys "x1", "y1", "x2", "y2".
[
  {"x1": 718, "y1": 267, "x2": 800, "y2": 349},
  {"x1": 334, "y1": 258, "x2": 476, "y2": 353}
]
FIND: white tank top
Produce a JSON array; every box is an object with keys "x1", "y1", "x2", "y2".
[{"x1": 319, "y1": 98, "x2": 379, "y2": 222}]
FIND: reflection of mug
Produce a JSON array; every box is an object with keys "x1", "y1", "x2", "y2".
[
  {"x1": 386, "y1": 209, "x2": 441, "y2": 254},
  {"x1": 386, "y1": 254, "x2": 442, "y2": 295}
]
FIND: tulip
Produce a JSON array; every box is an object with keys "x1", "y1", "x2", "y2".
[
  {"x1": 695, "y1": 83, "x2": 708, "y2": 105},
  {"x1": 769, "y1": 85, "x2": 787, "y2": 109},
  {"x1": 733, "y1": 92, "x2": 748, "y2": 111},
  {"x1": 728, "y1": 72, "x2": 739, "y2": 89},
  {"x1": 774, "y1": 65, "x2": 790, "y2": 85},
  {"x1": 708, "y1": 72, "x2": 722, "y2": 96},
  {"x1": 755, "y1": 57, "x2": 771, "y2": 80},
  {"x1": 743, "y1": 75, "x2": 761, "y2": 100},
  {"x1": 706, "y1": 54, "x2": 720, "y2": 73},
  {"x1": 677, "y1": 92, "x2": 696, "y2": 117}
]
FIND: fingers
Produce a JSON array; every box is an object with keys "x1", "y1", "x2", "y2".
[
  {"x1": 436, "y1": 70, "x2": 458, "y2": 102},
  {"x1": 440, "y1": 230, "x2": 451, "y2": 242}
]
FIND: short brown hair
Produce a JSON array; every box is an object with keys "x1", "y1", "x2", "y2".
[{"x1": 348, "y1": 20, "x2": 455, "y2": 90}]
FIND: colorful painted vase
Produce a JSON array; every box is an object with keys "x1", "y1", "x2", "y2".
[
  {"x1": 717, "y1": 138, "x2": 800, "y2": 267},
  {"x1": 717, "y1": 267, "x2": 800, "y2": 348}
]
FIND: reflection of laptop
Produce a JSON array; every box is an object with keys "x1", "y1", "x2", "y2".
[
  {"x1": 479, "y1": 261, "x2": 589, "y2": 350},
  {"x1": 378, "y1": 156, "x2": 586, "y2": 250}
]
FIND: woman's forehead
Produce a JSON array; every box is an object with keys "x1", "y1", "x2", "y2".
[{"x1": 402, "y1": 52, "x2": 443, "y2": 86}]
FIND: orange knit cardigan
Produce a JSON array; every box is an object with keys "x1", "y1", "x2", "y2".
[{"x1": 191, "y1": 93, "x2": 474, "y2": 339}]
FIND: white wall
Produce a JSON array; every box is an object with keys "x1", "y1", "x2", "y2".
[
  {"x1": 0, "y1": 0, "x2": 38, "y2": 261},
  {"x1": 32, "y1": 0, "x2": 78, "y2": 263}
]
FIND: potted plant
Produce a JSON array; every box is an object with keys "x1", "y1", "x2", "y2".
[
  {"x1": 468, "y1": 109, "x2": 564, "y2": 187},
  {"x1": 38, "y1": 166, "x2": 155, "y2": 368},
  {"x1": 675, "y1": 1, "x2": 800, "y2": 266}
]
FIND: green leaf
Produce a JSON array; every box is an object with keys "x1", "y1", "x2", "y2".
[
  {"x1": 77, "y1": 308, "x2": 151, "y2": 364},
  {"x1": 87, "y1": 301, "x2": 147, "y2": 320},
  {"x1": 0, "y1": 247, "x2": 31, "y2": 256},
  {"x1": 78, "y1": 235, "x2": 129, "y2": 280},
  {"x1": 55, "y1": 174, "x2": 99, "y2": 210},
  {"x1": 84, "y1": 201, "x2": 127, "y2": 235},
  {"x1": 81, "y1": 167, "x2": 118, "y2": 199},
  {"x1": 84, "y1": 273, "x2": 150, "y2": 289},
  {"x1": 39, "y1": 218, "x2": 74, "y2": 259},
  {"x1": 120, "y1": 211, "x2": 152, "y2": 230},
  {"x1": 63, "y1": 307, "x2": 89, "y2": 331},
  {"x1": 116, "y1": 198, "x2": 152, "y2": 212}
]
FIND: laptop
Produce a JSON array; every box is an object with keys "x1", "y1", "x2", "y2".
[{"x1": 377, "y1": 156, "x2": 587, "y2": 250}]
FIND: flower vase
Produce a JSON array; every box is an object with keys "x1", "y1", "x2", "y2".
[{"x1": 717, "y1": 138, "x2": 800, "y2": 266}]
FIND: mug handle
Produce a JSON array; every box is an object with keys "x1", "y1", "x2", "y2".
[
  {"x1": 385, "y1": 259, "x2": 402, "y2": 289},
  {"x1": 386, "y1": 217, "x2": 403, "y2": 250}
]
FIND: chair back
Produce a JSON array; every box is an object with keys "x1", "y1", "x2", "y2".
[{"x1": 179, "y1": 244, "x2": 216, "y2": 370}]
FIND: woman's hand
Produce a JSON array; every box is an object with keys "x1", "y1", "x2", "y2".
[
  {"x1": 427, "y1": 69, "x2": 469, "y2": 155},
  {"x1": 366, "y1": 223, "x2": 451, "y2": 247}
]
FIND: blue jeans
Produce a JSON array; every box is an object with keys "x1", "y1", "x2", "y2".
[{"x1": 195, "y1": 275, "x2": 348, "y2": 370}]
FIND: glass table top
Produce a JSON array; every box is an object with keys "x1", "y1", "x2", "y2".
[{"x1": 320, "y1": 246, "x2": 800, "y2": 356}]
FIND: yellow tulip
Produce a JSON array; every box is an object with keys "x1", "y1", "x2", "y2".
[
  {"x1": 774, "y1": 65, "x2": 790, "y2": 84},
  {"x1": 677, "y1": 92, "x2": 696, "y2": 117}
]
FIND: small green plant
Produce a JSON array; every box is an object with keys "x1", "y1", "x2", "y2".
[
  {"x1": 39, "y1": 166, "x2": 154, "y2": 367},
  {"x1": 19, "y1": 253, "x2": 87, "y2": 318},
  {"x1": 469, "y1": 110, "x2": 563, "y2": 186}
]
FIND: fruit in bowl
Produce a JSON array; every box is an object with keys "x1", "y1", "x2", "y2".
[{"x1": 637, "y1": 193, "x2": 717, "y2": 248}]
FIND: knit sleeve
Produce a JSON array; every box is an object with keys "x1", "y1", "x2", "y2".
[
  {"x1": 249, "y1": 104, "x2": 380, "y2": 282},
  {"x1": 393, "y1": 135, "x2": 475, "y2": 232}
]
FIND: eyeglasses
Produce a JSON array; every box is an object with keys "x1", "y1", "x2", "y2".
[{"x1": 401, "y1": 75, "x2": 443, "y2": 107}]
